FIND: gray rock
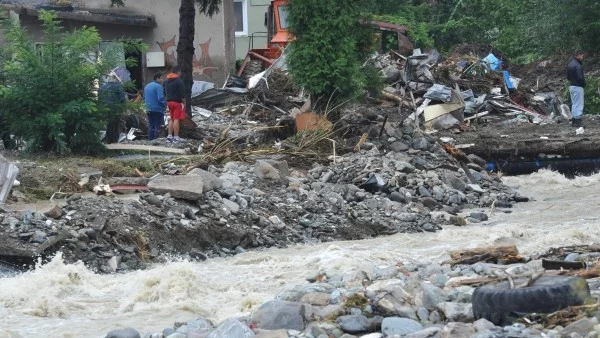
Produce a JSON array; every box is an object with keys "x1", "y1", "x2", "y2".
[
  {"x1": 442, "y1": 173, "x2": 466, "y2": 192},
  {"x1": 143, "y1": 194, "x2": 162, "y2": 207},
  {"x1": 390, "y1": 141, "x2": 409, "y2": 153},
  {"x1": 417, "y1": 282, "x2": 444, "y2": 310},
  {"x1": 473, "y1": 319, "x2": 495, "y2": 332},
  {"x1": 31, "y1": 230, "x2": 47, "y2": 243},
  {"x1": 419, "y1": 186, "x2": 432, "y2": 198},
  {"x1": 416, "y1": 307, "x2": 429, "y2": 322},
  {"x1": 163, "y1": 328, "x2": 176, "y2": 337},
  {"x1": 106, "y1": 328, "x2": 141, "y2": 338},
  {"x1": 268, "y1": 216, "x2": 286, "y2": 230},
  {"x1": 404, "y1": 327, "x2": 441, "y2": 338},
  {"x1": 395, "y1": 161, "x2": 415, "y2": 174},
  {"x1": 166, "y1": 334, "x2": 186, "y2": 338},
  {"x1": 187, "y1": 168, "x2": 224, "y2": 191},
  {"x1": 382, "y1": 66, "x2": 401, "y2": 83},
  {"x1": 207, "y1": 318, "x2": 254, "y2": 338},
  {"x1": 428, "y1": 311, "x2": 442, "y2": 324},
  {"x1": 254, "y1": 161, "x2": 280, "y2": 180},
  {"x1": 44, "y1": 205, "x2": 63, "y2": 219},
  {"x1": 411, "y1": 137, "x2": 429, "y2": 151},
  {"x1": 148, "y1": 176, "x2": 204, "y2": 200},
  {"x1": 336, "y1": 315, "x2": 370, "y2": 334},
  {"x1": 390, "y1": 192, "x2": 407, "y2": 203},
  {"x1": 440, "y1": 322, "x2": 474, "y2": 338},
  {"x1": 381, "y1": 317, "x2": 423, "y2": 337},
  {"x1": 561, "y1": 317, "x2": 597, "y2": 337},
  {"x1": 565, "y1": 253, "x2": 581, "y2": 262},
  {"x1": 251, "y1": 300, "x2": 306, "y2": 331},
  {"x1": 437, "y1": 302, "x2": 474, "y2": 322},
  {"x1": 469, "y1": 212, "x2": 488, "y2": 222},
  {"x1": 422, "y1": 223, "x2": 436, "y2": 232},
  {"x1": 254, "y1": 329, "x2": 289, "y2": 338},
  {"x1": 222, "y1": 199, "x2": 241, "y2": 214},
  {"x1": 299, "y1": 292, "x2": 330, "y2": 306},
  {"x1": 467, "y1": 154, "x2": 487, "y2": 168}
]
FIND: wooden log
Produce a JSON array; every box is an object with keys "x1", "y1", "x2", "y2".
[
  {"x1": 381, "y1": 90, "x2": 414, "y2": 108},
  {"x1": 542, "y1": 259, "x2": 586, "y2": 270},
  {"x1": 449, "y1": 245, "x2": 519, "y2": 261}
]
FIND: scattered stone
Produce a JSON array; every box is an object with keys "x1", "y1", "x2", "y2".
[
  {"x1": 449, "y1": 216, "x2": 467, "y2": 226},
  {"x1": 381, "y1": 317, "x2": 423, "y2": 337},
  {"x1": 561, "y1": 317, "x2": 598, "y2": 337},
  {"x1": 336, "y1": 315, "x2": 370, "y2": 334},
  {"x1": 44, "y1": 205, "x2": 63, "y2": 219},
  {"x1": 254, "y1": 329, "x2": 289, "y2": 338},
  {"x1": 207, "y1": 318, "x2": 254, "y2": 338},
  {"x1": 440, "y1": 322, "x2": 474, "y2": 338},
  {"x1": 251, "y1": 300, "x2": 306, "y2": 331},
  {"x1": 473, "y1": 318, "x2": 495, "y2": 332},
  {"x1": 469, "y1": 212, "x2": 489, "y2": 222},
  {"x1": 254, "y1": 161, "x2": 280, "y2": 180},
  {"x1": 106, "y1": 328, "x2": 141, "y2": 338},
  {"x1": 390, "y1": 141, "x2": 409, "y2": 152},
  {"x1": 437, "y1": 302, "x2": 474, "y2": 322},
  {"x1": 300, "y1": 292, "x2": 330, "y2": 306}
]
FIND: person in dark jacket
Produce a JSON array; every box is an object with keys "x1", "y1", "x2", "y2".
[
  {"x1": 143, "y1": 72, "x2": 167, "y2": 141},
  {"x1": 164, "y1": 66, "x2": 186, "y2": 143},
  {"x1": 567, "y1": 51, "x2": 585, "y2": 127},
  {"x1": 99, "y1": 75, "x2": 126, "y2": 144}
]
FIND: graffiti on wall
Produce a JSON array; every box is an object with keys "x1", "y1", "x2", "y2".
[{"x1": 156, "y1": 35, "x2": 218, "y2": 78}]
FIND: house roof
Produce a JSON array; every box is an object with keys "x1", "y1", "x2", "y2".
[{"x1": 1, "y1": 0, "x2": 156, "y2": 27}]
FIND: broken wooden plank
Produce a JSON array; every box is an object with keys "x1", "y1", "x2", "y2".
[
  {"x1": 0, "y1": 156, "x2": 19, "y2": 204},
  {"x1": 105, "y1": 144, "x2": 187, "y2": 154}
]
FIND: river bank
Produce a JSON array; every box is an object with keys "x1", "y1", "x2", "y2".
[{"x1": 0, "y1": 170, "x2": 598, "y2": 337}]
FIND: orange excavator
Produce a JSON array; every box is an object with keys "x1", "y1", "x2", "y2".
[
  {"x1": 236, "y1": 0, "x2": 414, "y2": 79},
  {"x1": 237, "y1": 0, "x2": 290, "y2": 78}
]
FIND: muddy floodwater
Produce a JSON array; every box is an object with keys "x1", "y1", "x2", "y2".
[{"x1": 0, "y1": 169, "x2": 599, "y2": 337}]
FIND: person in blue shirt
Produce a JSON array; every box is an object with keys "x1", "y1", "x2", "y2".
[{"x1": 143, "y1": 72, "x2": 167, "y2": 140}]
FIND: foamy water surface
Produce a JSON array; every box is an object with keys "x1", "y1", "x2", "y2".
[{"x1": 1, "y1": 169, "x2": 599, "y2": 337}]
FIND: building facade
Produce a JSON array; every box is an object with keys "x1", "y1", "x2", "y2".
[
  {"x1": 1, "y1": 0, "x2": 236, "y2": 87},
  {"x1": 233, "y1": 0, "x2": 270, "y2": 60}
]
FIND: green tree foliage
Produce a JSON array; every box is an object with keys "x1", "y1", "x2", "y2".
[
  {"x1": 360, "y1": 0, "x2": 600, "y2": 62},
  {"x1": 0, "y1": 11, "x2": 127, "y2": 153},
  {"x1": 287, "y1": 0, "x2": 376, "y2": 103}
]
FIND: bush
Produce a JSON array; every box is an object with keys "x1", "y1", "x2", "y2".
[
  {"x1": 287, "y1": 0, "x2": 376, "y2": 105},
  {"x1": 0, "y1": 11, "x2": 126, "y2": 154}
]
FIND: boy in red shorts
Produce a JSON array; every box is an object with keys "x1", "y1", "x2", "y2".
[{"x1": 164, "y1": 66, "x2": 186, "y2": 143}]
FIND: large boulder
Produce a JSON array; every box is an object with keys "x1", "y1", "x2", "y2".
[
  {"x1": 250, "y1": 300, "x2": 307, "y2": 331},
  {"x1": 148, "y1": 175, "x2": 204, "y2": 200}
]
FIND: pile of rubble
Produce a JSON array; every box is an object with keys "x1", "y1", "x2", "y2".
[
  {"x1": 0, "y1": 113, "x2": 527, "y2": 273},
  {"x1": 373, "y1": 46, "x2": 573, "y2": 134},
  {"x1": 104, "y1": 244, "x2": 600, "y2": 338}
]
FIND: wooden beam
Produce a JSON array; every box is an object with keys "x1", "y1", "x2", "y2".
[{"x1": 105, "y1": 144, "x2": 187, "y2": 154}]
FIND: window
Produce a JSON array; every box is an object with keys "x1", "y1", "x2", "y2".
[
  {"x1": 234, "y1": 0, "x2": 248, "y2": 36},
  {"x1": 278, "y1": 5, "x2": 289, "y2": 30}
]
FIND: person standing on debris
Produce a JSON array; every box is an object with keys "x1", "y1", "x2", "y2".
[
  {"x1": 143, "y1": 72, "x2": 167, "y2": 141},
  {"x1": 164, "y1": 66, "x2": 186, "y2": 143},
  {"x1": 567, "y1": 51, "x2": 586, "y2": 127}
]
